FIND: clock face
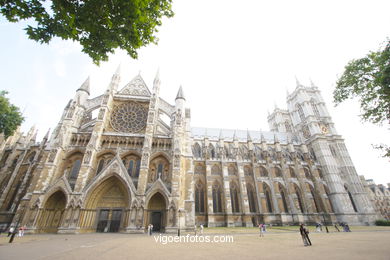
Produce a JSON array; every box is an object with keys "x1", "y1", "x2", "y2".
[
  {"x1": 321, "y1": 125, "x2": 329, "y2": 134},
  {"x1": 110, "y1": 102, "x2": 148, "y2": 133}
]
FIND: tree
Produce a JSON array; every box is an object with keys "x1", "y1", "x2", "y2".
[
  {"x1": 0, "y1": 91, "x2": 24, "y2": 139},
  {"x1": 334, "y1": 40, "x2": 390, "y2": 157},
  {"x1": 1, "y1": 0, "x2": 174, "y2": 64}
]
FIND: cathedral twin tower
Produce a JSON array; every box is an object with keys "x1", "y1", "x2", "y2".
[{"x1": 0, "y1": 68, "x2": 377, "y2": 233}]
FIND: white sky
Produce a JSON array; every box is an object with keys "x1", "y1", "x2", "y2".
[{"x1": 1, "y1": 0, "x2": 389, "y2": 184}]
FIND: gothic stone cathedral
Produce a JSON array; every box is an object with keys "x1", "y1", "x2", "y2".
[{"x1": 0, "y1": 68, "x2": 378, "y2": 233}]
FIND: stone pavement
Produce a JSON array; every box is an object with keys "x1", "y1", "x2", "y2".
[{"x1": 1, "y1": 229, "x2": 390, "y2": 260}]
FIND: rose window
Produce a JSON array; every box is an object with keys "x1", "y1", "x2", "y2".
[{"x1": 110, "y1": 102, "x2": 148, "y2": 133}]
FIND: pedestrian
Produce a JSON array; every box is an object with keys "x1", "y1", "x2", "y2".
[
  {"x1": 18, "y1": 226, "x2": 23, "y2": 237},
  {"x1": 299, "y1": 224, "x2": 312, "y2": 246},
  {"x1": 259, "y1": 224, "x2": 264, "y2": 237},
  {"x1": 150, "y1": 224, "x2": 154, "y2": 235},
  {"x1": 8, "y1": 226, "x2": 14, "y2": 237},
  {"x1": 200, "y1": 224, "x2": 204, "y2": 235},
  {"x1": 147, "y1": 224, "x2": 151, "y2": 236},
  {"x1": 316, "y1": 223, "x2": 321, "y2": 232},
  {"x1": 262, "y1": 224, "x2": 266, "y2": 232}
]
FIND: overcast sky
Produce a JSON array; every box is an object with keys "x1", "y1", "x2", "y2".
[{"x1": 1, "y1": 0, "x2": 389, "y2": 185}]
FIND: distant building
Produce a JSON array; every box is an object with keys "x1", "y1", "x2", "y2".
[
  {"x1": 0, "y1": 69, "x2": 380, "y2": 233},
  {"x1": 360, "y1": 177, "x2": 390, "y2": 220}
]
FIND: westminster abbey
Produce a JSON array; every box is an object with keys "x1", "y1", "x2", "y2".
[{"x1": 0, "y1": 68, "x2": 380, "y2": 233}]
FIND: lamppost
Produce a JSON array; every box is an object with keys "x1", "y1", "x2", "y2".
[
  {"x1": 322, "y1": 213, "x2": 329, "y2": 233},
  {"x1": 178, "y1": 209, "x2": 181, "y2": 236}
]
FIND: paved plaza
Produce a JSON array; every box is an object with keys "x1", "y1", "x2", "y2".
[{"x1": 1, "y1": 227, "x2": 390, "y2": 260}]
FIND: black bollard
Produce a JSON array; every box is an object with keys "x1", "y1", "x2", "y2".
[{"x1": 9, "y1": 231, "x2": 16, "y2": 243}]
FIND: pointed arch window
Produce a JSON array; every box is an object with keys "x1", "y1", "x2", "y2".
[
  {"x1": 304, "y1": 168, "x2": 312, "y2": 179},
  {"x1": 296, "y1": 192, "x2": 304, "y2": 213},
  {"x1": 193, "y1": 143, "x2": 202, "y2": 158},
  {"x1": 297, "y1": 104, "x2": 305, "y2": 121},
  {"x1": 228, "y1": 165, "x2": 236, "y2": 176},
  {"x1": 128, "y1": 160, "x2": 134, "y2": 176},
  {"x1": 247, "y1": 184, "x2": 257, "y2": 213},
  {"x1": 324, "y1": 185, "x2": 334, "y2": 213},
  {"x1": 209, "y1": 144, "x2": 216, "y2": 159},
  {"x1": 230, "y1": 183, "x2": 240, "y2": 213},
  {"x1": 263, "y1": 183, "x2": 273, "y2": 213},
  {"x1": 345, "y1": 186, "x2": 358, "y2": 212},
  {"x1": 310, "y1": 186, "x2": 321, "y2": 213},
  {"x1": 135, "y1": 160, "x2": 140, "y2": 177},
  {"x1": 289, "y1": 167, "x2": 296, "y2": 178},
  {"x1": 280, "y1": 190, "x2": 289, "y2": 213},
  {"x1": 211, "y1": 165, "x2": 221, "y2": 175},
  {"x1": 294, "y1": 184, "x2": 304, "y2": 213},
  {"x1": 260, "y1": 167, "x2": 268, "y2": 177},
  {"x1": 311, "y1": 101, "x2": 320, "y2": 118},
  {"x1": 96, "y1": 159, "x2": 105, "y2": 175},
  {"x1": 274, "y1": 167, "x2": 283, "y2": 178},
  {"x1": 195, "y1": 183, "x2": 205, "y2": 213},
  {"x1": 68, "y1": 159, "x2": 81, "y2": 190},
  {"x1": 212, "y1": 183, "x2": 223, "y2": 213},
  {"x1": 285, "y1": 121, "x2": 292, "y2": 132}
]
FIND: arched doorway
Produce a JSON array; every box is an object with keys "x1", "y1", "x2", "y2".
[
  {"x1": 84, "y1": 176, "x2": 130, "y2": 233},
  {"x1": 37, "y1": 190, "x2": 66, "y2": 233},
  {"x1": 147, "y1": 193, "x2": 167, "y2": 232}
]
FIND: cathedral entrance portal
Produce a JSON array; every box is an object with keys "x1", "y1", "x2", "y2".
[
  {"x1": 37, "y1": 190, "x2": 66, "y2": 233},
  {"x1": 84, "y1": 176, "x2": 130, "y2": 233},
  {"x1": 96, "y1": 209, "x2": 123, "y2": 232},
  {"x1": 147, "y1": 193, "x2": 166, "y2": 232}
]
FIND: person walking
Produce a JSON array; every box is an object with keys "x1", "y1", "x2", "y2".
[
  {"x1": 259, "y1": 224, "x2": 264, "y2": 237},
  {"x1": 299, "y1": 224, "x2": 312, "y2": 246},
  {"x1": 200, "y1": 224, "x2": 204, "y2": 235}
]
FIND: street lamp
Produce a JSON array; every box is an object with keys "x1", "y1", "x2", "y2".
[{"x1": 178, "y1": 209, "x2": 182, "y2": 236}]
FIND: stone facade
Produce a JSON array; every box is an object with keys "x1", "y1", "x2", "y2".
[
  {"x1": 0, "y1": 70, "x2": 380, "y2": 233},
  {"x1": 360, "y1": 177, "x2": 390, "y2": 220}
]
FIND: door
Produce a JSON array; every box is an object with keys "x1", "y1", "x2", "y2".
[
  {"x1": 96, "y1": 209, "x2": 109, "y2": 232},
  {"x1": 109, "y1": 210, "x2": 122, "y2": 232},
  {"x1": 151, "y1": 211, "x2": 162, "y2": 231}
]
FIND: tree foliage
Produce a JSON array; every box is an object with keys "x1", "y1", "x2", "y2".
[
  {"x1": 0, "y1": 0, "x2": 174, "y2": 64},
  {"x1": 0, "y1": 91, "x2": 24, "y2": 139},
  {"x1": 334, "y1": 40, "x2": 390, "y2": 157}
]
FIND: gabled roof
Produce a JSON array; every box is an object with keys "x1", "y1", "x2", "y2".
[{"x1": 118, "y1": 74, "x2": 151, "y2": 97}]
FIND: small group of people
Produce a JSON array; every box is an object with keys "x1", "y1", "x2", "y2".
[
  {"x1": 258, "y1": 223, "x2": 266, "y2": 237},
  {"x1": 147, "y1": 224, "x2": 154, "y2": 236},
  {"x1": 7, "y1": 225, "x2": 26, "y2": 237},
  {"x1": 339, "y1": 222, "x2": 351, "y2": 232},
  {"x1": 194, "y1": 224, "x2": 204, "y2": 235}
]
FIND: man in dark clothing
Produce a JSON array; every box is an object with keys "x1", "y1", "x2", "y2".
[{"x1": 299, "y1": 224, "x2": 312, "y2": 246}]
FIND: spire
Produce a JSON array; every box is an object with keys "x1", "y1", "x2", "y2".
[
  {"x1": 43, "y1": 128, "x2": 50, "y2": 141},
  {"x1": 175, "y1": 86, "x2": 185, "y2": 101},
  {"x1": 233, "y1": 130, "x2": 238, "y2": 141},
  {"x1": 247, "y1": 129, "x2": 252, "y2": 142},
  {"x1": 219, "y1": 129, "x2": 223, "y2": 140},
  {"x1": 153, "y1": 68, "x2": 161, "y2": 94},
  {"x1": 31, "y1": 130, "x2": 37, "y2": 143},
  {"x1": 77, "y1": 76, "x2": 90, "y2": 95},
  {"x1": 115, "y1": 63, "x2": 121, "y2": 75},
  {"x1": 154, "y1": 68, "x2": 160, "y2": 85},
  {"x1": 295, "y1": 76, "x2": 303, "y2": 88},
  {"x1": 260, "y1": 131, "x2": 265, "y2": 143}
]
